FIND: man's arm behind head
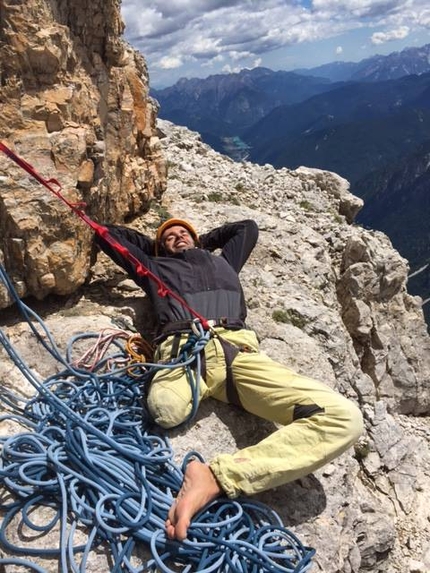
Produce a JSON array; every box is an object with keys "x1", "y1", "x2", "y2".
[{"x1": 200, "y1": 220, "x2": 259, "y2": 272}]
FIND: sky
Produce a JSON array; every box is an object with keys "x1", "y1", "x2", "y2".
[{"x1": 120, "y1": 0, "x2": 430, "y2": 88}]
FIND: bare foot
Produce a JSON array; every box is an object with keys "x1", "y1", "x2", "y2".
[{"x1": 166, "y1": 460, "x2": 222, "y2": 541}]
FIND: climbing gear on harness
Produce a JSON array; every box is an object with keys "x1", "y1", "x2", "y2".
[
  {"x1": 155, "y1": 218, "x2": 200, "y2": 255},
  {"x1": 155, "y1": 318, "x2": 251, "y2": 408},
  {"x1": 124, "y1": 333, "x2": 154, "y2": 363},
  {"x1": 157, "y1": 317, "x2": 246, "y2": 341},
  {"x1": 0, "y1": 262, "x2": 316, "y2": 573}
]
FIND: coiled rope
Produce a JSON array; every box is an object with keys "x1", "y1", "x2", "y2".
[{"x1": 0, "y1": 263, "x2": 315, "y2": 572}]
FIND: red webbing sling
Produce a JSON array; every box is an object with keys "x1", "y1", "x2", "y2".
[{"x1": 0, "y1": 142, "x2": 209, "y2": 329}]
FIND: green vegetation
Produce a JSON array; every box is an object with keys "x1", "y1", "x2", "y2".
[
  {"x1": 299, "y1": 200, "x2": 313, "y2": 211},
  {"x1": 272, "y1": 308, "x2": 307, "y2": 329},
  {"x1": 207, "y1": 192, "x2": 223, "y2": 202},
  {"x1": 228, "y1": 194, "x2": 241, "y2": 205},
  {"x1": 332, "y1": 212, "x2": 344, "y2": 224},
  {"x1": 151, "y1": 204, "x2": 172, "y2": 227},
  {"x1": 354, "y1": 440, "x2": 371, "y2": 460}
]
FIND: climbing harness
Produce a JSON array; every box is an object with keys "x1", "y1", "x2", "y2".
[
  {"x1": 0, "y1": 143, "x2": 316, "y2": 571},
  {"x1": 0, "y1": 263, "x2": 315, "y2": 572}
]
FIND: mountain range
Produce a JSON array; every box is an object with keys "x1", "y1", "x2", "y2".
[
  {"x1": 244, "y1": 72, "x2": 430, "y2": 182},
  {"x1": 151, "y1": 44, "x2": 430, "y2": 321},
  {"x1": 295, "y1": 43, "x2": 430, "y2": 82},
  {"x1": 152, "y1": 68, "x2": 335, "y2": 152}
]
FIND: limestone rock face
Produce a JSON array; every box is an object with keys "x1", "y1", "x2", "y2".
[{"x1": 0, "y1": 0, "x2": 166, "y2": 307}]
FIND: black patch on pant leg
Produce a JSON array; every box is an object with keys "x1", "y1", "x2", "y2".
[
  {"x1": 293, "y1": 404, "x2": 325, "y2": 421},
  {"x1": 218, "y1": 337, "x2": 241, "y2": 407}
]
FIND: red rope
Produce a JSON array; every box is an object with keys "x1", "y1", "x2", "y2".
[{"x1": 0, "y1": 142, "x2": 209, "y2": 329}]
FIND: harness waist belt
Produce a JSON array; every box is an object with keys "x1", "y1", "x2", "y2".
[{"x1": 159, "y1": 318, "x2": 246, "y2": 337}]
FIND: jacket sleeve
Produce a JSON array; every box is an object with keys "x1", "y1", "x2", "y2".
[
  {"x1": 199, "y1": 219, "x2": 258, "y2": 273},
  {"x1": 94, "y1": 224, "x2": 155, "y2": 283}
]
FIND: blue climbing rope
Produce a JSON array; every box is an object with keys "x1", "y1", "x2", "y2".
[{"x1": 0, "y1": 263, "x2": 316, "y2": 572}]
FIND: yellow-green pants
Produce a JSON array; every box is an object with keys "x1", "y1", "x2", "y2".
[{"x1": 147, "y1": 328, "x2": 363, "y2": 498}]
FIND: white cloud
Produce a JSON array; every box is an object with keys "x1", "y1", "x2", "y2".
[
  {"x1": 221, "y1": 64, "x2": 242, "y2": 74},
  {"x1": 121, "y1": 0, "x2": 430, "y2": 85},
  {"x1": 158, "y1": 56, "x2": 183, "y2": 69},
  {"x1": 418, "y1": 9, "x2": 430, "y2": 26},
  {"x1": 229, "y1": 50, "x2": 253, "y2": 62},
  {"x1": 371, "y1": 25, "x2": 410, "y2": 44}
]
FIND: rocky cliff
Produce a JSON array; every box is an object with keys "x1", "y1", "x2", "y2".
[
  {"x1": 0, "y1": 0, "x2": 166, "y2": 307},
  {"x1": 1, "y1": 2, "x2": 430, "y2": 573}
]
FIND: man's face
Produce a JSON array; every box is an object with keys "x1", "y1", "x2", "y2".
[{"x1": 161, "y1": 225, "x2": 195, "y2": 254}]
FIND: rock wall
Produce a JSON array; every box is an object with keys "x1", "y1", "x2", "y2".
[{"x1": 0, "y1": 0, "x2": 166, "y2": 307}]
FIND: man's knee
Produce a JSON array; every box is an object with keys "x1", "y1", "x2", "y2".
[
  {"x1": 332, "y1": 396, "x2": 364, "y2": 444},
  {"x1": 147, "y1": 386, "x2": 192, "y2": 429}
]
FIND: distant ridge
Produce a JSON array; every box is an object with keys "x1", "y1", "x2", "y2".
[
  {"x1": 244, "y1": 72, "x2": 430, "y2": 183},
  {"x1": 294, "y1": 43, "x2": 430, "y2": 81},
  {"x1": 151, "y1": 67, "x2": 333, "y2": 148},
  {"x1": 152, "y1": 43, "x2": 430, "y2": 158}
]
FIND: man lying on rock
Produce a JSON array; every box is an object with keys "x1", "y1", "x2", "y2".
[{"x1": 95, "y1": 217, "x2": 363, "y2": 541}]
